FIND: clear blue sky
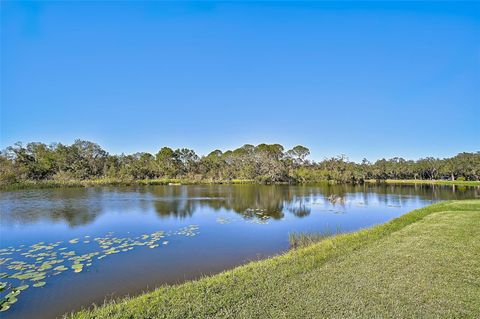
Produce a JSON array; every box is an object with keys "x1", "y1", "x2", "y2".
[{"x1": 1, "y1": 1, "x2": 479, "y2": 161}]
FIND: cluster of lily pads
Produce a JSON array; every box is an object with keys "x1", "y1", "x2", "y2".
[
  {"x1": 216, "y1": 208, "x2": 271, "y2": 225},
  {"x1": 0, "y1": 224, "x2": 200, "y2": 312}
]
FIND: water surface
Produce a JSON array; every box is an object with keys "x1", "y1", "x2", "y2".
[{"x1": 1, "y1": 184, "x2": 478, "y2": 318}]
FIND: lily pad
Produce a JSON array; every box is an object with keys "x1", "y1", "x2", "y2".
[
  {"x1": 31, "y1": 274, "x2": 46, "y2": 281},
  {"x1": 16, "y1": 285, "x2": 29, "y2": 291},
  {"x1": 53, "y1": 265, "x2": 68, "y2": 271},
  {"x1": 0, "y1": 224, "x2": 205, "y2": 313},
  {"x1": 0, "y1": 303, "x2": 11, "y2": 312},
  {"x1": 5, "y1": 290, "x2": 20, "y2": 299},
  {"x1": 6, "y1": 297, "x2": 17, "y2": 304},
  {"x1": 38, "y1": 262, "x2": 53, "y2": 270},
  {"x1": 71, "y1": 264, "x2": 84, "y2": 273}
]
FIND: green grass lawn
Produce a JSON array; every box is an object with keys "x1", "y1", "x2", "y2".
[{"x1": 71, "y1": 200, "x2": 480, "y2": 318}]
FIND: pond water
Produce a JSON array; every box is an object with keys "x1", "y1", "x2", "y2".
[{"x1": 0, "y1": 184, "x2": 478, "y2": 318}]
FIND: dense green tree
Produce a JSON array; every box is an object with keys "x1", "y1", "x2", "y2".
[
  {"x1": 286, "y1": 145, "x2": 310, "y2": 166},
  {"x1": 155, "y1": 147, "x2": 179, "y2": 178},
  {"x1": 174, "y1": 148, "x2": 199, "y2": 177},
  {"x1": 199, "y1": 150, "x2": 225, "y2": 180},
  {"x1": 0, "y1": 140, "x2": 478, "y2": 185}
]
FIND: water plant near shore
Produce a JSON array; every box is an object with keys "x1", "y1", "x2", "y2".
[
  {"x1": 0, "y1": 224, "x2": 200, "y2": 312},
  {"x1": 288, "y1": 230, "x2": 337, "y2": 249}
]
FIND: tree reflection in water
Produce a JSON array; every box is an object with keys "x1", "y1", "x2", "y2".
[{"x1": 0, "y1": 184, "x2": 478, "y2": 227}]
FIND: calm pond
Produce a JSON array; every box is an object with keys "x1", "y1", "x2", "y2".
[{"x1": 1, "y1": 184, "x2": 478, "y2": 318}]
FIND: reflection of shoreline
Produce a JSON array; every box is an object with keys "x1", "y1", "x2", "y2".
[{"x1": 0, "y1": 184, "x2": 476, "y2": 227}]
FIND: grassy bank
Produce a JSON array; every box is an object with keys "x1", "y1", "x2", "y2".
[
  {"x1": 0, "y1": 178, "x2": 185, "y2": 190},
  {"x1": 0, "y1": 178, "x2": 258, "y2": 190},
  {"x1": 366, "y1": 179, "x2": 480, "y2": 186},
  {"x1": 71, "y1": 200, "x2": 480, "y2": 318},
  {"x1": 2, "y1": 178, "x2": 478, "y2": 191}
]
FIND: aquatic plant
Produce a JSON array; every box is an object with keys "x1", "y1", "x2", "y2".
[
  {"x1": 215, "y1": 208, "x2": 273, "y2": 226},
  {"x1": 0, "y1": 224, "x2": 200, "y2": 312},
  {"x1": 288, "y1": 230, "x2": 339, "y2": 250}
]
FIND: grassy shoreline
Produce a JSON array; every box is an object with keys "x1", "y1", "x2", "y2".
[
  {"x1": 2, "y1": 178, "x2": 478, "y2": 191},
  {"x1": 0, "y1": 178, "x2": 257, "y2": 190},
  {"x1": 71, "y1": 200, "x2": 480, "y2": 318},
  {"x1": 365, "y1": 179, "x2": 480, "y2": 186}
]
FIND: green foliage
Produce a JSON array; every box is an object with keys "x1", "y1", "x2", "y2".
[
  {"x1": 288, "y1": 231, "x2": 336, "y2": 249},
  {"x1": 1, "y1": 141, "x2": 479, "y2": 187}
]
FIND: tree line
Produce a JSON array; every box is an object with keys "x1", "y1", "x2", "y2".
[{"x1": 1, "y1": 140, "x2": 479, "y2": 185}]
